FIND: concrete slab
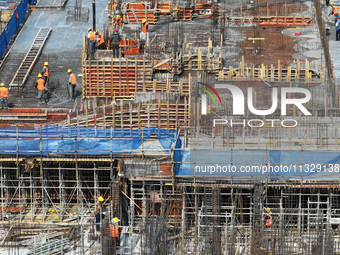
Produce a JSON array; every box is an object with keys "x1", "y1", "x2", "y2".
[{"x1": 0, "y1": 0, "x2": 107, "y2": 109}]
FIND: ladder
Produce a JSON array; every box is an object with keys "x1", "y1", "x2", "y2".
[{"x1": 9, "y1": 28, "x2": 52, "y2": 90}]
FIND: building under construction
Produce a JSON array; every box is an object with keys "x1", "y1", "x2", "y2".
[{"x1": 1, "y1": 0, "x2": 340, "y2": 254}]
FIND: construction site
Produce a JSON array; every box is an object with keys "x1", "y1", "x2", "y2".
[{"x1": 1, "y1": 0, "x2": 340, "y2": 254}]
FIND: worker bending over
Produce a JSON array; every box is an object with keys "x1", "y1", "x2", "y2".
[
  {"x1": 42, "y1": 62, "x2": 50, "y2": 85},
  {"x1": 96, "y1": 30, "x2": 105, "y2": 49},
  {"x1": 114, "y1": 15, "x2": 124, "y2": 34},
  {"x1": 330, "y1": 2, "x2": 339, "y2": 23},
  {"x1": 36, "y1": 74, "x2": 47, "y2": 103},
  {"x1": 0, "y1": 83, "x2": 8, "y2": 109},
  {"x1": 68, "y1": 69, "x2": 77, "y2": 99},
  {"x1": 110, "y1": 29, "x2": 120, "y2": 58}
]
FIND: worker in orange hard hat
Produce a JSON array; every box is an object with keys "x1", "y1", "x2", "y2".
[
  {"x1": 0, "y1": 83, "x2": 8, "y2": 109},
  {"x1": 330, "y1": 2, "x2": 339, "y2": 23},
  {"x1": 42, "y1": 62, "x2": 50, "y2": 85},
  {"x1": 110, "y1": 28, "x2": 120, "y2": 58},
  {"x1": 36, "y1": 74, "x2": 47, "y2": 103}
]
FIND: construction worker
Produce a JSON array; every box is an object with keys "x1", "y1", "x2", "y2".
[
  {"x1": 114, "y1": 15, "x2": 124, "y2": 34},
  {"x1": 264, "y1": 207, "x2": 273, "y2": 227},
  {"x1": 110, "y1": 217, "x2": 120, "y2": 244},
  {"x1": 0, "y1": 83, "x2": 8, "y2": 109},
  {"x1": 42, "y1": 62, "x2": 49, "y2": 85},
  {"x1": 141, "y1": 18, "x2": 149, "y2": 40},
  {"x1": 36, "y1": 74, "x2": 47, "y2": 103},
  {"x1": 96, "y1": 30, "x2": 105, "y2": 50},
  {"x1": 68, "y1": 69, "x2": 77, "y2": 99},
  {"x1": 140, "y1": 19, "x2": 149, "y2": 53},
  {"x1": 87, "y1": 28, "x2": 97, "y2": 55},
  {"x1": 330, "y1": 2, "x2": 339, "y2": 23},
  {"x1": 110, "y1": 28, "x2": 120, "y2": 58}
]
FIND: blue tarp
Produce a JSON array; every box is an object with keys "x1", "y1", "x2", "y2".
[
  {"x1": 0, "y1": 127, "x2": 180, "y2": 155},
  {"x1": 176, "y1": 149, "x2": 340, "y2": 179},
  {"x1": 0, "y1": 0, "x2": 34, "y2": 58}
]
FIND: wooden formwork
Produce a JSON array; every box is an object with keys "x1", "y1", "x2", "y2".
[
  {"x1": 217, "y1": 57, "x2": 325, "y2": 82},
  {"x1": 73, "y1": 98, "x2": 190, "y2": 130},
  {"x1": 82, "y1": 56, "x2": 191, "y2": 99},
  {"x1": 124, "y1": 2, "x2": 160, "y2": 24},
  {"x1": 227, "y1": 16, "x2": 314, "y2": 27}
]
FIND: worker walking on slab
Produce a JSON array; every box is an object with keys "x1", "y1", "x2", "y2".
[
  {"x1": 110, "y1": 29, "x2": 120, "y2": 58},
  {"x1": 42, "y1": 62, "x2": 50, "y2": 86},
  {"x1": 0, "y1": 83, "x2": 8, "y2": 109},
  {"x1": 88, "y1": 28, "x2": 97, "y2": 56},
  {"x1": 114, "y1": 15, "x2": 124, "y2": 34},
  {"x1": 96, "y1": 30, "x2": 105, "y2": 49},
  {"x1": 36, "y1": 74, "x2": 47, "y2": 103},
  {"x1": 330, "y1": 2, "x2": 339, "y2": 23},
  {"x1": 68, "y1": 69, "x2": 77, "y2": 99},
  {"x1": 140, "y1": 19, "x2": 149, "y2": 53}
]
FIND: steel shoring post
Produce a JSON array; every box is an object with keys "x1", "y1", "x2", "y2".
[
  {"x1": 40, "y1": 126, "x2": 47, "y2": 221},
  {"x1": 59, "y1": 163, "x2": 65, "y2": 220},
  {"x1": 30, "y1": 168, "x2": 33, "y2": 221}
]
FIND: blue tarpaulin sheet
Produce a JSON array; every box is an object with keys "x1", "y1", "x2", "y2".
[
  {"x1": 0, "y1": 0, "x2": 34, "y2": 58},
  {"x1": 0, "y1": 127, "x2": 180, "y2": 155},
  {"x1": 176, "y1": 149, "x2": 340, "y2": 179}
]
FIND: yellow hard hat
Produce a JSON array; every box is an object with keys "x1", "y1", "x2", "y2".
[
  {"x1": 68, "y1": 69, "x2": 72, "y2": 73},
  {"x1": 142, "y1": 18, "x2": 146, "y2": 23},
  {"x1": 113, "y1": 217, "x2": 119, "y2": 222},
  {"x1": 98, "y1": 196, "x2": 104, "y2": 202},
  {"x1": 88, "y1": 28, "x2": 92, "y2": 31},
  {"x1": 38, "y1": 74, "x2": 42, "y2": 78},
  {"x1": 44, "y1": 62, "x2": 48, "y2": 66},
  {"x1": 331, "y1": 2, "x2": 334, "y2": 5},
  {"x1": 0, "y1": 83, "x2": 4, "y2": 87},
  {"x1": 116, "y1": 15, "x2": 121, "y2": 19}
]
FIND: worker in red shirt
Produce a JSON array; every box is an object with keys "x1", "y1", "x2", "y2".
[
  {"x1": 0, "y1": 83, "x2": 8, "y2": 109},
  {"x1": 68, "y1": 69, "x2": 77, "y2": 99}
]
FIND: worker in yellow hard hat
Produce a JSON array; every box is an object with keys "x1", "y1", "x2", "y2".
[
  {"x1": 110, "y1": 217, "x2": 120, "y2": 238},
  {"x1": 68, "y1": 69, "x2": 77, "y2": 99},
  {"x1": 36, "y1": 74, "x2": 47, "y2": 103},
  {"x1": 114, "y1": 14, "x2": 124, "y2": 34},
  {"x1": 330, "y1": 2, "x2": 339, "y2": 23},
  {"x1": 42, "y1": 61, "x2": 49, "y2": 85},
  {"x1": 0, "y1": 83, "x2": 8, "y2": 109},
  {"x1": 140, "y1": 18, "x2": 149, "y2": 53}
]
